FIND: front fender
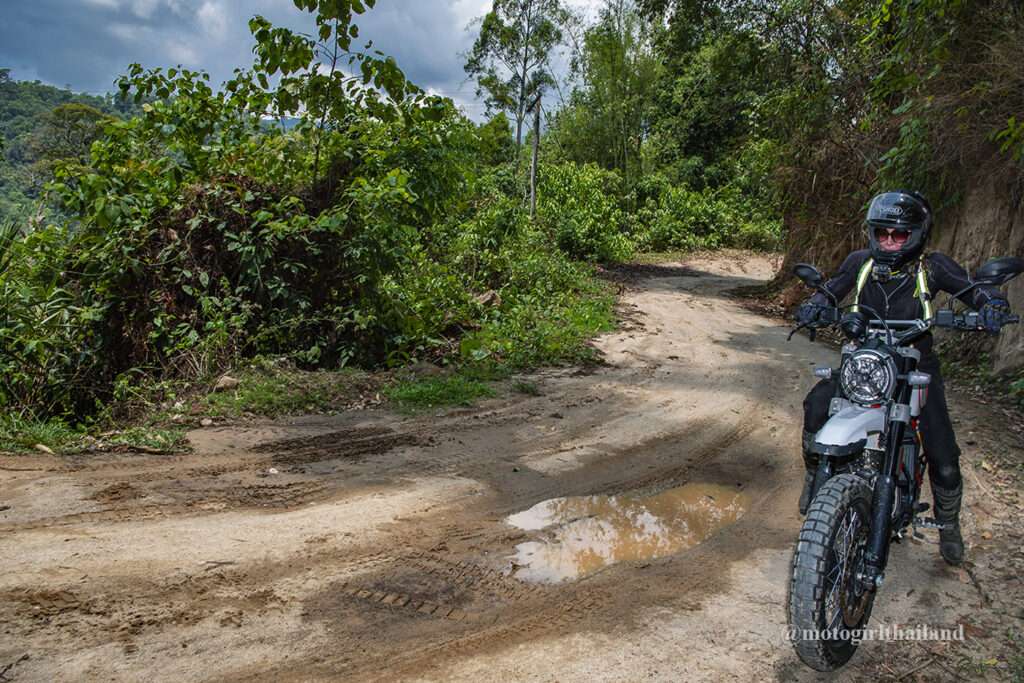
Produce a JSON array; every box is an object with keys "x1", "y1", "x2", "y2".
[{"x1": 812, "y1": 405, "x2": 885, "y2": 455}]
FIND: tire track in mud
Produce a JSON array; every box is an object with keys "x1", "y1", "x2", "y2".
[
  {"x1": 23, "y1": 361, "x2": 768, "y2": 674},
  {"x1": 258, "y1": 412, "x2": 773, "y2": 681},
  {"x1": 251, "y1": 547, "x2": 613, "y2": 682},
  {"x1": 606, "y1": 412, "x2": 764, "y2": 496},
  {"x1": 328, "y1": 551, "x2": 548, "y2": 623},
  {"x1": 1, "y1": 426, "x2": 423, "y2": 532},
  {"x1": 0, "y1": 550, "x2": 400, "y2": 652}
]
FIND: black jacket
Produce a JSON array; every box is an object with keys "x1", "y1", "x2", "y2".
[{"x1": 810, "y1": 249, "x2": 1003, "y2": 355}]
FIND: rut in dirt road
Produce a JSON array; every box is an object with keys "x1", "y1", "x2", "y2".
[{"x1": 0, "y1": 253, "x2": 1004, "y2": 682}]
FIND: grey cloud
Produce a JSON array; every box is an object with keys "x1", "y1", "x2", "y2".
[{"x1": 1, "y1": 0, "x2": 487, "y2": 114}]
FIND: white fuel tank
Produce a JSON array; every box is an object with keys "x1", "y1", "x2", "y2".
[{"x1": 816, "y1": 404, "x2": 886, "y2": 447}]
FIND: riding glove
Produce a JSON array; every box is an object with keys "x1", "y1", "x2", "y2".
[
  {"x1": 979, "y1": 298, "x2": 1012, "y2": 333},
  {"x1": 796, "y1": 302, "x2": 825, "y2": 327}
]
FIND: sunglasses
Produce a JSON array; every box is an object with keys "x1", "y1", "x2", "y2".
[{"x1": 874, "y1": 228, "x2": 910, "y2": 245}]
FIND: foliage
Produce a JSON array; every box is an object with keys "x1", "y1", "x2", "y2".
[
  {"x1": 723, "y1": 0, "x2": 1024, "y2": 279},
  {"x1": 0, "y1": 413, "x2": 81, "y2": 452},
  {"x1": 646, "y1": 29, "x2": 766, "y2": 189},
  {"x1": 476, "y1": 113, "x2": 517, "y2": 166},
  {"x1": 0, "y1": 0, "x2": 620, "y2": 431},
  {"x1": 202, "y1": 363, "x2": 370, "y2": 417},
  {"x1": 464, "y1": 0, "x2": 569, "y2": 148},
  {"x1": 546, "y1": 0, "x2": 661, "y2": 186},
  {"x1": 27, "y1": 104, "x2": 114, "y2": 166},
  {"x1": 0, "y1": 411, "x2": 186, "y2": 454},
  {"x1": 29, "y1": 0, "x2": 1015, "y2": 431},
  {"x1": 631, "y1": 181, "x2": 780, "y2": 252},
  {"x1": 0, "y1": 74, "x2": 136, "y2": 224},
  {"x1": 536, "y1": 162, "x2": 631, "y2": 261}
]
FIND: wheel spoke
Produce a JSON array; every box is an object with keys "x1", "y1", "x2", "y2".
[{"x1": 825, "y1": 507, "x2": 861, "y2": 631}]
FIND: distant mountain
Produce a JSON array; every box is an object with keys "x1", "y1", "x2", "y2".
[
  {"x1": 0, "y1": 69, "x2": 138, "y2": 223},
  {"x1": 261, "y1": 116, "x2": 302, "y2": 132}
]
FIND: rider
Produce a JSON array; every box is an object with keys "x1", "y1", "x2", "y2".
[{"x1": 796, "y1": 190, "x2": 1014, "y2": 566}]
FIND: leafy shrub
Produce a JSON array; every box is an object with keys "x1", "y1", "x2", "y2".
[
  {"x1": 629, "y1": 174, "x2": 781, "y2": 253},
  {"x1": 536, "y1": 162, "x2": 632, "y2": 262},
  {"x1": 0, "y1": 69, "x2": 618, "y2": 424},
  {"x1": 641, "y1": 186, "x2": 723, "y2": 251}
]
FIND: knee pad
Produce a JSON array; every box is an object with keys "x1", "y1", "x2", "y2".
[{"x1": 929, "y1": 462, "x2": 962, "y2": 491}]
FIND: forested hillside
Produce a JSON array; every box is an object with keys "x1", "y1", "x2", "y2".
[
  {"x1": 0, "y1": 70, "x2": 138, "y2": 223},
  {"x1": 1, "y1": 0, "x2": 1022, "y2": 447}
]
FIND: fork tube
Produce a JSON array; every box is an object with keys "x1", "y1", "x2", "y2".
[{"x1": 863, "y1": 384, "x2": 911, "y2": 585}]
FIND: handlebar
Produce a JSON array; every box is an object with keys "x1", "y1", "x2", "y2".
[
  {"x1": 787, "y1": 308, "x2": 1019, "y2": 344},
  {"x1": 935, "y1": 310, "x2": 1020, "y2": 331}
]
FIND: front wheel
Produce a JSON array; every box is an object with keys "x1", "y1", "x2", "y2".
[{"x1": 788, "y1": 473, "x2": 876, "y2": 671}]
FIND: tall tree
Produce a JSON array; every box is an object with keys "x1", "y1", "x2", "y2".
[
  {"x1": 464, "y1": 0, "x2": 568, "y2": 152},
  {"x1": 28, "y1": 103, "x2": 112, "y2": 166},
  {"x1": 550, "y1": 0, "x2": 660, "y2": 184}
]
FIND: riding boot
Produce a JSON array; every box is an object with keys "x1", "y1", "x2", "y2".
[
  {"x1": 932, "y1": 481, "x2": 964, "y2": 566},
  {"x1": 799, "y1": 430, "x2": 817, "y2": 515}
]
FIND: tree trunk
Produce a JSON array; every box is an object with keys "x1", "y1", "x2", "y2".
[
  {"x1": 515, "y1": 0, "x2": 534, "y2": 156},
  {"x1": 530, "y1": 97, "x2": 541, "y2": 219}
]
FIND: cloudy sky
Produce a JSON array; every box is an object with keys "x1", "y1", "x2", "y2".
[{"x1": 1, "y1": 0, "x2": 601, "y2": 119}]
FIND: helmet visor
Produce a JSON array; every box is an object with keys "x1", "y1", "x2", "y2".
[{"x1": 874, "y1": 227, "x2": 910, "y2": 251}]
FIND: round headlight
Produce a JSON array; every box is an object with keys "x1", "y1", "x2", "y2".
[{"x1": 840, "y1": 350, "x2": 896, "y2": 404}]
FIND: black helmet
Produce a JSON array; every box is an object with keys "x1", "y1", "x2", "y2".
[{"x1": 864, "y1": 190, "x2": 932, "y2": 269}]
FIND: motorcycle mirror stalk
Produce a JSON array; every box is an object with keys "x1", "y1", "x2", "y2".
[
  {"x1": 947, "y1": 256, "x2": 1024, "y2": 302},
  {"x1": 974, "y1": 256, "x2": 1024, "y2": 285},
  {"x1": 792, "y1": 263, "x2": 838, "y2": 306}
]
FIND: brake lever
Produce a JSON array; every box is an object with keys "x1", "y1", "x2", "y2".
[{"x1": 787, "y1": 322, "x2": 808, "y2": 341}]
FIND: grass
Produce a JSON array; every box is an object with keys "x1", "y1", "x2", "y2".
[
  {"x1": 512, "y1": 380, "x2": 541, "y2": 396},
  {"x1": 0, "y1": 413, "x2": 187, "y2": 454},
  {"x1": 201, "y1": 364, "x2": 372, "y2": 417},
  {"x1": 0, "y1": 361, "x2": 372, "y2": 454},
  {"x1": 102, "y1": 426, "x2": 189, "y2": 452},
  {"x1": 384, "y1": 373, "x2": 495, "y2": 411},
  {"x1": 0, "y1": 414, "x2": 82, "y2": 452}
]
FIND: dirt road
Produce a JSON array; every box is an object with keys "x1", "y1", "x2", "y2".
[{"x1": 2, "y1": 253, "x2": 1020, "y2": 681}]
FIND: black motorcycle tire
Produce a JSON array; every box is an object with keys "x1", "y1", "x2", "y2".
[{"x1": 788, "y1": 473, "x2": 876, "y2": 671}]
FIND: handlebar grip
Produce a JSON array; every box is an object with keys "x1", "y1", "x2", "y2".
[{"x1": 1009, "y1": 315, "x2": 1021, "y2": 324}]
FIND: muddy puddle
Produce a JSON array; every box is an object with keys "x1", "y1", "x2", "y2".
[{"x1": 505, "y1": 482, "x2": 749, "y2": 583}]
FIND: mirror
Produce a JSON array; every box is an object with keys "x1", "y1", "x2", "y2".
[
  {"x1": 793, "y1": 263, "x2": 824, "y2": 287},
  {"x1": 974, "y1": 256, "x2": 1024, "y2": 285}
]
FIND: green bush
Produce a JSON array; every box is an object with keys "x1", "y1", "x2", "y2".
[
  {"x1": 536, "y1": 162, "x2": 632, "y2": 262},
  {"x1": 643, "y1": 186, "x2": 723, "y2": 251},
  {"x1": 628, "y1": 174, "x2": 781, "y2": 253},
  {"x1": 0, "y1": 76, "x2": 619, "y2": 424}
]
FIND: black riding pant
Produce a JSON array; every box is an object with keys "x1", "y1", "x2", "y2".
[{"x1": 802, "y1": 354, "x2": 961, "y2": 491}]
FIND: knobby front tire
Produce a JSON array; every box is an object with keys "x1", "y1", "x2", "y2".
[{"x1": 788, "y1": 473, "x2": 876, "y2": 671}]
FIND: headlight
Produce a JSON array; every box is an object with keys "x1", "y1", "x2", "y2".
[{"x1": 840, "y1": 350, "x2": 896, "y2": 404}]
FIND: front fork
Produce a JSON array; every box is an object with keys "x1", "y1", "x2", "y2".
[{"x1": 861, "y1": 384, "x2": 912, "y2": 590}]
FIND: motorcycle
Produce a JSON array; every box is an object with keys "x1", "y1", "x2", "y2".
[{"x1": 785, "y1": 256, "x2": 1023, "y2": 671}]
